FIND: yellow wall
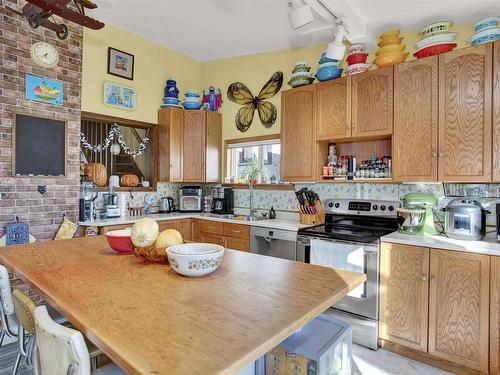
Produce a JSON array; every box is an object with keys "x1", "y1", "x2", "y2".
[
  {"x1": 82, "y1": 22, "x2": 475, "y2": 135},
  {"x1": 82, "y1": 24, "x2": 202, "y2": 124},
  {"x1": 201, "y1": 22, "x2": 475, "y2": 143}
]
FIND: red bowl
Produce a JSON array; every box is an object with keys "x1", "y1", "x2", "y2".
[
  {"x1": 413, "y1": 43, "x2": 457, "y2": 59},
  {"x1": 105, "y1": 229, "x2": 133, "y2": 254},
  {"x1": 347, "y1": 53, "x2": 368, "y2": 65}
]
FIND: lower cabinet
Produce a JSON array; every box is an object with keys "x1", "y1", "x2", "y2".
[
  {"x1": 491, "y1": 257, "x2": 500, "y2": 374},
  {"x1": 379, "y1": 243, "x2": 429, "y2": 352},
  {"x1": 199, "y1": 220, "x2": 250, "y2": 252},
  {"x1": 380, "y1": 243, "x2": 492, "y2": 373}
]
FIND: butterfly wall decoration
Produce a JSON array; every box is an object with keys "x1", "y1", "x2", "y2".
[{"x1": 227, "y1": 71, "x2": 283, "y2": 132}]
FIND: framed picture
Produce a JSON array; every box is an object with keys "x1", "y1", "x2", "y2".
[
  {"x1": 107, "y1": 47, "x2": 134, "y2": 80},
  {"x1": 103, "y1": 81, "x2": 136, "y2": 110},
  {"x1": 25, "y1": 74, "x2": 63, "y2": 106}
]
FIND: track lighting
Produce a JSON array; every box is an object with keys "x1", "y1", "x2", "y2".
[
  {"x1": 326, "y1": 22, "x2": 347, "y2": 60},
  {"x1": 288, "y1": 0, "x2": 314, "y2": 30}
]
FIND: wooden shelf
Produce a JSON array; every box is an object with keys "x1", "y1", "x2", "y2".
[{"x1": 319, "y1": 177, "x2": 393, "y2": 183}]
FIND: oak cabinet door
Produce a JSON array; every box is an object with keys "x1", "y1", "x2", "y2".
[
  {"x1": 174, "y1": 219, "x2": 191, "y2": 241},
  {"x1": 202, "y1": 233, "x2": 224, "y2": 246},
  {"x1": 157, "y1": 108, "x2": 184, "y2": 182},
  {"x1": 491, "y1": 256, "x2": 500, "y2": 374},
  {"x1": 351, "y1": 66, "x2": 393, "y2": 137},
  {"x1": 191, "y1": 220, "x2": 202, "y2": 242},
  {"x1": 281, "y1": 86, "x2": 317, "y2": 181},
  {"x1": 379, "y1": 243, "x2": 429, "y2": 352},
  {"x1": 224, "y1": 237, "x2": 250, "y2": 252},
  {"x1": 438, "y1": 44, "x2": 493, "y2": 182},
  {"x1": 493, "y1": 41, "x2": 500, "y2": 182},
  {"x1": 183, "y1": 111, "x2": 206, "y2": 182},
  {"x1": 393, "y1": 57, "x2": 438, "y2": 182},
  {"x1": 316, "y1": 77, "x2": 351, "y2": 140},
  {"x1": 158, "y1": 220, "x2": 176, "y2": 232},
  {"x1": 428, "y1": 249, "x2": 490, "y2": 372},
  {"x1": 205, "y1": 112, "x2": 222, "y2": 183}
]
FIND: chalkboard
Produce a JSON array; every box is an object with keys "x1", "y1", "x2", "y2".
[{"x1": 14, "y1": 113, "x2": 66, "y2": 176}]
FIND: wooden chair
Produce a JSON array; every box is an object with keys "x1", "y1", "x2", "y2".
[
  {"x1": 11, "y1": 290, "x2": 104, "y2": 375},
  {"x1": 34, "y1": 305, "x2": 125, "y2": 375}
]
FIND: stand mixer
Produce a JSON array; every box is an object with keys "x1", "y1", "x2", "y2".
[{"x1": 397, "y1": 193, "x2": 439, "y2": 235}]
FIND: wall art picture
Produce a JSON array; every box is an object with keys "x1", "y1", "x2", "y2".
[
  {"x1": 227, "y1": 71, "x2": 283, "y2": 132},
  {"x1": 103, "y1": 81, "x2": 136, "y2": 110},
  {"x1": 107, "y1": 47, "x2": 134, "y2": 80},
  {"x1": 25, "y1": 74, "x2": 63, "y2": 106}
]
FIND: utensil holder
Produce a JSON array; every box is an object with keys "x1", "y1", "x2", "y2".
[{"x1": 298, "y1": 200, "x2": 325, "y2": 225}]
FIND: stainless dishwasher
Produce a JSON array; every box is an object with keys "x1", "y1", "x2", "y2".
[{"x1": 250, "y1": 227, "x2": 297, "y2": 260}]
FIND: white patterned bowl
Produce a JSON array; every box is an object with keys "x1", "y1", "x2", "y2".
[
  {"x1": 415, "y1": 32, "x2": 457, "y2": 50},
  {"x1": 166, "y1": 243, "x2": 224, "y2": 277}
]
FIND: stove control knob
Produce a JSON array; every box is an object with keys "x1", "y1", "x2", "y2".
[
  {"x1": 380, "y1": 205, "x2": 386, "y2": 211},
  {"x1": 372, "y1": 205, "x2": 378, "y2": 210},
  {"x1": 388, "y1": 205, "x2": 394, "y2": 212},
  {"x1": 334, "y1": 203, "x2": 340, "y2": 208},
  {"x1": 328, "y1": 202, "x2": 334, "y2": 208}
]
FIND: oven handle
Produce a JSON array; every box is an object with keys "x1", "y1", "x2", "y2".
[{"x1": 298, "y1": 235, "x2": 379, "y2": 250}]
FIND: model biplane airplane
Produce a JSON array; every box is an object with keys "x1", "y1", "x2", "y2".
[{"x1": 6, "y1": 0, "x2": 104, "y2": 40}]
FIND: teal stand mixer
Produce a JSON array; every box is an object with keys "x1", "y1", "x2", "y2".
[{"x1": 396, "y1": 193, "x2": 439, "y2": 235}]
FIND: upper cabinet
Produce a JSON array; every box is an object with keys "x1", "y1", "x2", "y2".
[
  {"x1": 281, "y1": 85, "x2": 317, "y2": 182},
  {"x1": 316, "y1": 77, "x2": 351, "y2": 140},
  {"x1": 393, "y1": 56, "x2": 438, "y2": 182},
  {"x1": 157, "y1": 107, "x2": 184, "y2": 182},
  {"x1": 493, "y1": 41, "x2": 500, "y2": 182},
  {"x1": 157, "y1": 108, "x2": 221, "y2": 184},
  {"x1": 438, "y1": 44, "x2": 492, "y2": 182},
  {"x1": 351, "y1": 66, "x2": 394, "y2": 138}
]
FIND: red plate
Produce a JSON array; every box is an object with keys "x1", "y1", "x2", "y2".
[
  {"x1": 413, "y1": 43, "x2": 457, "y2": 59},
  {"x1": 347, "y1": 53, "x2": 368, "y2": 65}
]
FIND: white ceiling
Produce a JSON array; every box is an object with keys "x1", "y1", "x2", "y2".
[{"x1": 90, "y1": 0, "x2": 500, "y2": 61}]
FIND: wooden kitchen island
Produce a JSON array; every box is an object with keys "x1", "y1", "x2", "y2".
[{"x1": 0, "y1": 236, "x2": 365, "y2": 375}]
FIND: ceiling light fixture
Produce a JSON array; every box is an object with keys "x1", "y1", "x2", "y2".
[{"x1": 288, "y1": 0, "x2": 314, "y2": 30}]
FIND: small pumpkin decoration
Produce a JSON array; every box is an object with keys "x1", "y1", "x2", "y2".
[
  {"x1": 84, "y1": 163, "x2": 107, "y2": 187},
  {"x1": 120, "y1": 174, "x2": 140, "y2": 187}
]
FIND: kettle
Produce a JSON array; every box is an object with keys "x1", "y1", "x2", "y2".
[{"x1": 159, "y1": 197, "x2": 175, "y2": 213}]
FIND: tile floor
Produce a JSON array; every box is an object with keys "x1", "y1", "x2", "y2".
[{"x1": 352, "y1": 344, "x2": 452, "y2": 375}]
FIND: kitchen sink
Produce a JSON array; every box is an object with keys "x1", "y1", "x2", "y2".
[{"x1": 202, "y1": 213, "x2": 267, "y2": 221}]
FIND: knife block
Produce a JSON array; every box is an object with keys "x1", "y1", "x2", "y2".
[{"x1": 298, "y1": 200, "x2": 325, "y2": 225}]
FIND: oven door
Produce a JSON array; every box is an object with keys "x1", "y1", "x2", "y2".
[
  {"x1": 179, "y1": 196, "x2": 201, "y2": 212},
  {"x1": 297, "y1": 236, "x2": 379, "y2": 320}
]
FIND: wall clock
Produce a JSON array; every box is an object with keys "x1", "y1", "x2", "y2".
[{"x1": 30, "y1": 42, "x2": 59, "y2": 68}]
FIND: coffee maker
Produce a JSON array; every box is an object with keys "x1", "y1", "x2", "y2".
[
  {"x1": 79, "y1": 179, "x2": 98, "y2": 221},
  {"x1": 211, "y1": 186, "x2": 234, "y2": 215}
]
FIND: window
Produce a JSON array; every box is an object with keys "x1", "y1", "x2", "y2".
[{"x1": 225, "y1": 136, "x2": 281, "y2": 184}]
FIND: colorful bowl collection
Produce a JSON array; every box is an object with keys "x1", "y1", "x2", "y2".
[
  {"x1": 414, "y1": 22, "x2": 457, "y2": 59},
  {"x1": 183, "y1": 90, "x2": 202, "y2": 110},
  {"x1": 314, "y1": 51, "x2": 343, "y2": 81},
  {"x1": 161, "y1": 78, "x2": 182, "y2": 108},
  {"x1": 374, "y1": 30, "x2": 409, "y2": 68},
  {"x1": 346, "y1": 44, "x2": 370, "y2": 75},
  {"x1": 288, "y1": 62, "x2": 315, "y2": 88},
  {"x1": 470, "y1": 17, "x2": 500, "y2": 46}
]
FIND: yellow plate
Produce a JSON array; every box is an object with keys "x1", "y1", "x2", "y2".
[
  {"x1": 376, "y1": 44, "x2": 406, "y2": 56},
  {"x1": 378, "y1": 36, "x2": 404, "y2": 47},
  {"x1": 373, "y1": 51, "x2": 409, "y2": 68},
  {"x1": 379, "y1": 29, "x2": 400, "y2": 38}
]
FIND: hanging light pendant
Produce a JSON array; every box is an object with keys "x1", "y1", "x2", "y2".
[{"x1": 110, "y1": 142, "x2": 121, "y2": 155}]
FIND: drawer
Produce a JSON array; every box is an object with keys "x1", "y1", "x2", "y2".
[
  {"x1": 223, "y1": 223, "x2": 249, "y2": 239},
  {"x1": 100, "y1": 224, "x2": 132, "y2": 234},
  {"x1": 202, "y1": 233, "x2": 225, "y2": 246},
  {"x1": 158, "y1": 220, "x2": 176, "y2": 232},
  {"x1": 200, "y1": 220, "x2": 224, "y2": 235}
]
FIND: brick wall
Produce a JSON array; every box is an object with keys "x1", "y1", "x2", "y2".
[{"x1": 0, "y1": 0, "x2": 83, "y2": 241}]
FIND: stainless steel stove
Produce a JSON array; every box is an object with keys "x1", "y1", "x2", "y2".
[{"x1": 297, "y1": 198, "x2": 399, "y2": 349}]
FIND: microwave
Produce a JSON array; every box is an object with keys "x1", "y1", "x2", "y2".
[{"x1": 179, "y1": 186, "x2": 202, "y2": 212}]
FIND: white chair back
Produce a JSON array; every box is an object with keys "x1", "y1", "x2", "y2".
[
  {"x1": 34, "y1": 305, "x2": 91, "y2": 375},
  {"x1": 0, "y1": 265, "x2": 14, "y2": 315}
]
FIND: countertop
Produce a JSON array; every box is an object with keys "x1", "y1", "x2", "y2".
[
  {"x1": 79, "y1": 212, "x2": 313, "y2": 231},
  {"x1": 381, "y1": 231, "x2": 500, "y2": 257},
  {"x1": 0, "y1": 236, "x2": 365, "y2": 375}
]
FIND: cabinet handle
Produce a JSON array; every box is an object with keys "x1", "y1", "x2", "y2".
[
  {"x1": 432, "y1": 153, "x2": 437, "y2": 158},
  {"x1": 232, "y1": 230, "x2": 240, "y2": 233},
  {"x1": 208, "y1": 226, "x2": 215, "y2": 229},
  {"x1": 438, "y1": 152, "x2": 445, "y2": 158},
  {"x1": 422, "y1": 274, "x2": 428, "y2": 281},
  {"x1": 430, "y1": 276, "x2": 436, "y2": 283}
]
